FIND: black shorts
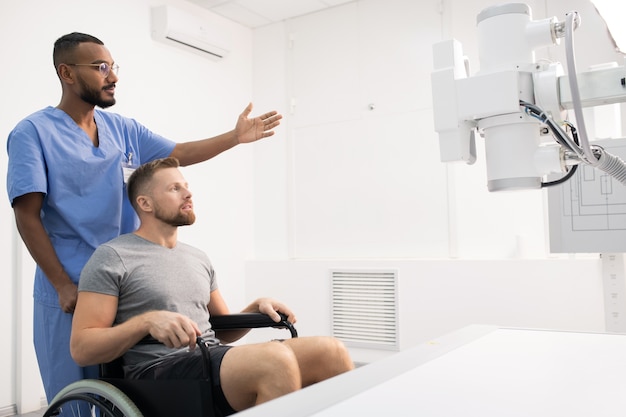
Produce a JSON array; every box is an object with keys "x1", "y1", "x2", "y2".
[{"x1": 132, "y1": 345, "x2": 236, "y2": 416}]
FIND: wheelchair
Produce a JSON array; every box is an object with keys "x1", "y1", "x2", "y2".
[{"x1": 43, "y1": 313, "x2": 298, "y2": 417}]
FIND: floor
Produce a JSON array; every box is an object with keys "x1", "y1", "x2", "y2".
[{"x1": 15, "y1": 409, "x2": 45, "y2": 417}]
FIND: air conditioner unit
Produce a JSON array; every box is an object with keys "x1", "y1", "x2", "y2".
[{"x1": 151, "y1": 5, "x2": 230, "y2": 61}]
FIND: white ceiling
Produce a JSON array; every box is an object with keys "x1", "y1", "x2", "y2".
[{"x1": 187, "y1": 0, "x2": 356, "y2": 28}]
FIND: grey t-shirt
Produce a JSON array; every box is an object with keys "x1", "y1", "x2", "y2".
[{"x1": 78, "y1": 233, "x2": 218, "y2": 370}]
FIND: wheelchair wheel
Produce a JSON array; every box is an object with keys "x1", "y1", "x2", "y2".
[{"x1": 43, "y1": 379, "x2": 143, "y2": 417}]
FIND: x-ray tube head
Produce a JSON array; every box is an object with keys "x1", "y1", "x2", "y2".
[
  {"x1": 430, "y1": 3, "x2": 566, "y2": 191},
  {"x1": 432, "y1": 2, "x2": 626, "y2": 193},
  {"x1": 480, "y1": 113, "x2": 552, "y2": 191}
]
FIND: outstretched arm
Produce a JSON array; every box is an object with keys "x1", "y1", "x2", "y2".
[{"x1": 170, "y1": 102, "x2": 282, "y2": 166}]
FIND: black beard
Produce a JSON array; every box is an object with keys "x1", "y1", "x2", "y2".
[{"x1": 78, "y1": 77, "x2": 116, "y2": 109}]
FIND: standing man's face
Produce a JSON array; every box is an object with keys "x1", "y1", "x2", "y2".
[{"x1": 72, "y1": 43, "x2": 119, "y2": 108}]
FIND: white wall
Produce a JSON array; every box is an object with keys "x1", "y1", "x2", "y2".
[
  {"x1": 244, "y1": 258, "x2": 604, "y2": 363},
  {"x1": 247, "y1": 0, "x2": 625, "y2": 365},
  {"x1": 1, "y1": 0, "x2": 257, "y2": 412}
]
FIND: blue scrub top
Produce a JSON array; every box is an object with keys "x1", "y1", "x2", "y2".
[{"x1": 7, "y1": 106, "x2": 176, "y2": 305}]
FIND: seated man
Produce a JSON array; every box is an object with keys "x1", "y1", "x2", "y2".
[{"x1": 70, "y1": 157, "x2": 354, "y2": 416}]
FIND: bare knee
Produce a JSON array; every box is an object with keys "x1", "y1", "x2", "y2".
[
  {"x1": 222, "y1": 342, "x2": 302, "y2": 410},
  {"x1": 286, "y1": 336, "x2": 354, "y2": 387},
  {"x1": 254, "y1": 342, "x2": 303, "y2": 406},
  {"x1": 261, "y1": 342, "x2": 302, "y2": 390},
  {"x1": 321, "y1": 336, "x2": 355, "y2": 376}
]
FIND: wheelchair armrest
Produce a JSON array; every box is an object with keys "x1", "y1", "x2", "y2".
[
  {"x1": 101, "y1": 313, "x2": 297, "y2": 378},
  {"x1": 209, "y1": 312, "x2": 298, "y2": 338}
]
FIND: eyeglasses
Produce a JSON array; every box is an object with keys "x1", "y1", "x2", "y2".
[{"x1": 66, "y1": 62, "x2": 119, "y2": 78}]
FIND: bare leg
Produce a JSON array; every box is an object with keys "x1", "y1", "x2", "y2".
[
  {"x1": 219, "y1": 341, "x2": 302, "y2": 411},
  {"x1": 283, "y1": 336, "x2": 354, "y2": 386}
]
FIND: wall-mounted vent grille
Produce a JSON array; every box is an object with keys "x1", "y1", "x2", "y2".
[{"x1": 331, "y1": 269, "x2": 399, "y2": 350}]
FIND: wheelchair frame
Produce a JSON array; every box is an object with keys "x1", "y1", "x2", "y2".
[{"x1": 43, "y1": 313, "x2": 297, "y2": 417}]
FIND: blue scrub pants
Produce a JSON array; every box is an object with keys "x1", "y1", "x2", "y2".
[{"x1": 34, "y1": 300, "x2": 99, "y2": 403}]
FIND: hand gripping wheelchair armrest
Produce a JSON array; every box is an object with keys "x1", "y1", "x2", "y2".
[
  {"x1": 80, "y1": 313, "x2": 298, "y2": 417},
  {"x1": 100, "y1": 312, "x2": 297, "y2": 378}
]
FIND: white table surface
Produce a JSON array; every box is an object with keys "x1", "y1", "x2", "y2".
[{"x1": 235, "y1": 325, "x2": 626, "y2": 416}]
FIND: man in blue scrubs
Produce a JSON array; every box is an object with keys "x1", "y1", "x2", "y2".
[{"x1": 6, "y1": 32, "x2": 282, "y2": 404}]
